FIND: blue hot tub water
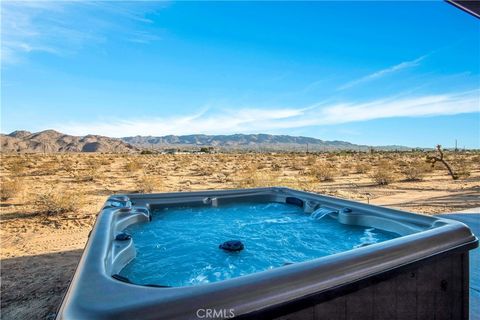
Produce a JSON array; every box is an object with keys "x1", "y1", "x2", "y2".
[{"x1": 119, "y1": 202, "x2": 399, "y2": 287}]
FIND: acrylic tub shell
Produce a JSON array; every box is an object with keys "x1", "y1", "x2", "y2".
[{"x1": 56, "y1": 187, "x2": 478, "y2": 320}]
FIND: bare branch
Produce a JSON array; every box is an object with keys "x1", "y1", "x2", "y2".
[{"x1": 425, "y1": 145, "x2": 458, "y2": 180}]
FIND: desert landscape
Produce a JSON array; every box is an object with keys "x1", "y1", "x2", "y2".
[
  {"x1": 1, "y1": 150, "x2": 479, "y2": 319},
  {"x1": 2, "y1": 1, "x2": 478, "y2": 318}
]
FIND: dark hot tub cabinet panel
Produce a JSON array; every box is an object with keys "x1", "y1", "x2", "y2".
[{"x1": 56, "y1": 187, "x2": 477, "y2": 320}]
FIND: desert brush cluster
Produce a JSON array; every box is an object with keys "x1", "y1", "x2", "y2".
[{"x1": 1, "y1": 150, "x2": 478, "y2": 225}]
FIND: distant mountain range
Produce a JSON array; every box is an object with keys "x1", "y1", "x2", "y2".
[
  {"x1": 1, "y1": 130, "x2": 411, "y2": 153},
  {"x1": 122, "y1": 134, "x2": 410, "y2": 151},
  {"x1": 1, "y1": 130, "x2": 137, "y2": 153}
]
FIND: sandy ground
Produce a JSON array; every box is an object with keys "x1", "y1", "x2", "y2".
[{"x1": 1, "y1": 152, "x2": 479, "y2": 319}]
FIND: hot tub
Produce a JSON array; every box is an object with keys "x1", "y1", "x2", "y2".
[{"x1": 57, "y1": 187, "x2": 478, "y2": 320}]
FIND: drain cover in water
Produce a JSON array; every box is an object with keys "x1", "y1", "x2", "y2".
[{"x1": 219, "y1": 240, "x2": 244, "y2": 252}]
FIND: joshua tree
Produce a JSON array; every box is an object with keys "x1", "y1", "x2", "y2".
[{"x1": 426, "y1": 145, "x2": 458, "y2": 180}]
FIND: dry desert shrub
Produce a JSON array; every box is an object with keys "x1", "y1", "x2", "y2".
[
  {"x1": 96, "y1": 156, "x2": 112, "y2": 166},
  {"x1": 256, "y1": 160, "x2": 269, "y2": 169},
  {"x1": 78, "y1": 165, "x2": 99, "y2": 182},
  {"x1": 455, "y1": 162, "x2": 471, "y2": 179},
  {"x1": 290, "y1": 159, "x2": 305, "y2": 170},
  {"x1": 220, "y1": 169, "x2": 234, "y2": 182},
  {"x1": 306, "y1": 156, "x2": 317, "y2": 166},
  {"x1": 395, "y1": 159, "x2": 408, "y2": 169},
  {"x1": 62, "y1": 158, "x2": 77, "y2": 176},
  {"x1": 450, "y1": 155, "x2": 473, "y2": 179},
  {"x1": 174, "y1": 155, "x2": 191, "y2": 167},
  {"x1": 402, "y1": 161, "x2": 430, "y2": 181},
  {"x1": 1, "y1": 178, "x2": 22, "y2": 201},
  {"x1": 141, "y1": 157, "x2": 157, "y2": 171},
  {"x1": 196, "y1": 165, "x2": 215, "y2": 176},
  {"x1": 35, "y1": 159, "x2": 60, "y2": 176},
  {"x1": 338, "y1": 163, "x2": 351, "y2": 176},
  {"x1": 371, "y1": 160, "x2": 396, "y2": 185},
  {"x1": 124, "y1": 158, "x2": 143, "y2": 172},
  {"x1": 310, "y1": 162, "x2": 336, "y2": 182},
  {"x1": 235, "y1": 166, "x2": 281, "y2": 188},
  {"x1": 355, "y1": 162, "x2": 371, "y2": 174},
  {"x1": 81, "y1": 161, "x2": 100, "y2": 182},
  {"x1": 61, "y1": 159, "x2": 79, "y2": 181},
  {"x1": 34, "y1": 189, "x2": 84, "y2": 216},
  {"x1": 325, "y1": 153, "x2": 337, "y2": 161},
  {"x1": 136, "y1": 175, "x2": 164, "y2": 193},
  {"x1": 215, "y1": 154, "x2": 228, "y2": 163},
  {"x1": 8, "y1": 157, "x2": 26, "y2": 176},
  {"x1": 255, "y1": 171, "x2": 281, "y2": 187},
  {"x1": 271, "y1": 162, "x2": 282, "y2": 171},
  {"x1": 64, "y1": 159, "x2": 99, "y2": 182},
  {"x1": 235, "y1": 166, "x2": 258, "y2": 188},
  {"x1": 471, "y1": 155, "x2": 480, "y2": 167},
  {"x1": 293, "y1": 178, "x2": 317, "y2": 192}
]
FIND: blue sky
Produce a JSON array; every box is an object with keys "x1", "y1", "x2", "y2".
[{"x1": 1, "y1": 1, "x2": 479, "y2": 148}]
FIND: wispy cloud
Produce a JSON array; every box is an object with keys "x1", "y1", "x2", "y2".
[
  {"x1": 126, "y1": 31, "x2": 163, "y2": 44},
  {"x1": 338, "y1": 55, "x2": 427, "y2": 90},
  {"x1": 55, "y1": 90, "x2": 479, "y2": 137},
  {"x1": 1, "y1": 1, "x2": 164, "y2": 64},
  {"x1": 319, "y1": 90, "x2": 478, "y2": 123}
]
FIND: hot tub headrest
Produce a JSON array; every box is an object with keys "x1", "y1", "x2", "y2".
[{"x1": 286, "y1": 197, "x2": 304, "y2": 207}]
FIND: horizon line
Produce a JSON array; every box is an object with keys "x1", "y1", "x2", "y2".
[{"x1": 3, "y1": 128, "x2": 477, "y2": 150}]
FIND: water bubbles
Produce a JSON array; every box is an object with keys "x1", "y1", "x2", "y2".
[
  {"x1": 310, "y1": 208, "x2": 334, "y2": 220},
  {"x1": 119, "y1": 202, "x2": 398, "y2": 287},
  {"x1": 354, "y1": 228, "x2": 379, "y2": 248}
]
